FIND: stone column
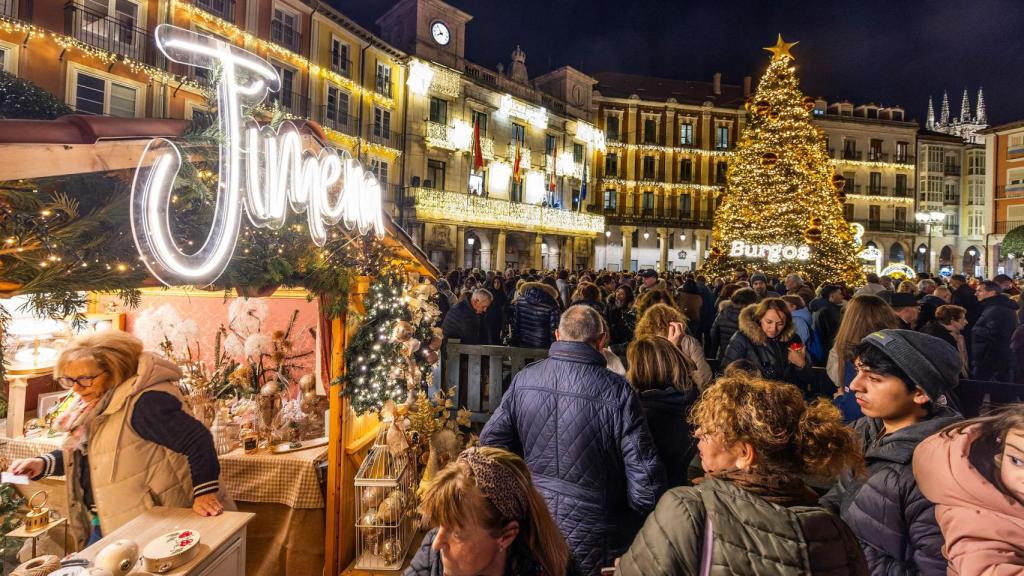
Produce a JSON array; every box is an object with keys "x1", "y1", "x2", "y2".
[
  {"x1": 533, "y1": 233, "x2": 543, "y2": 270},
  {"x1": 658, "y1": 227, "x2": 669, "y2": 272},
  {"x1": 696, "y1": 236, "x2": 705, "y2": 267},
  {"x1": 621, "y1": 225, "x2": 636, "y2": 272},
  {"x1": 456, "y1": 227, "x2": 466, "y2": 269},
  {"x1": 566, "y1": 237, "x2": 576, "y2": 270},
  {"x1": 496, "y1": 230, "x2": 507, "y2": 271},
  {"x1": 480, "y1": 249, "x2": 492, "y2": 271}
]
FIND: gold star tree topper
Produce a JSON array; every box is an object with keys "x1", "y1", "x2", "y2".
[{"x1": 764, "y1": 34, "x2": 798, "y2": 60}]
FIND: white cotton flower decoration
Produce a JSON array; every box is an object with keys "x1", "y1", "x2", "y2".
[
  {"x1": 134, "y1": 304, "x2": 188, "y2": 356},
  {"x1": 228, "y1": 298, "x2": 268, "y2": 335},
  {"x1": 244, "y1": 333, "x2": 273, "y2": 358},
  {"x1": 223, "y1": 333, "x2": 245, "y2": 358}
]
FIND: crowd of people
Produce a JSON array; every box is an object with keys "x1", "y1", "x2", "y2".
[{"x1": 412, "y1": 266, "x2": 1024, "y2": 576}]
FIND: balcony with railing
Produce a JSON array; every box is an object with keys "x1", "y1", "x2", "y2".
[
  {"x1": 863, "y1": 220, "x2": 919, "y2": 233},
  {"x1": 65, "y1": 1, "x2": 149, "y2": 63},
  {"x1": 267, "y1": 90, "x2": 309, "y2": 118},
  {"x1": 2, "y1": 0, "x2": 16, "y2": 18},
  {"x1": 270, "y1": 21, "x2": 300, "y2": 52},
  {"x1": 894, "y1": 153, "x2": 914, "y2": 165},
  {"x1": 997, "y1": 185, "x2": 1024, "y2": 199},
  {"x1": 842, "y1": 149, "x2": 863, "y2": 161},
  {"x1": 317, "y1": 106, "x2": 357, "y2": 137},
  {"x1": 193, "y1": 0, "x2": 233, "y2": 21},
  {"x1": 587, "y1": 204, "x2": 714, "y2": 229},
  {"x1": 330, "y1": 57, "x2": 352, "y2": 78},
  {"x1": 996, "y1": 220, "x2": 1024, "y2": 234},
  {"x1": 365, "y1": 122, "x2": 403, "y2": 151},
  {"x1": 867, "y1": 150, "x2": 888, "y2": 162}
]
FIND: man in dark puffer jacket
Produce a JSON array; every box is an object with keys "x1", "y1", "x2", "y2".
[
  {"x1": 481, "y1": 305, "x2": 665, "y2": 576},
  {"x1": 512, "y1": 282, "x2": 562, "y2": 349},
  {"x1": 821, "y1": 330, "x2": 962, "y2": 575}
]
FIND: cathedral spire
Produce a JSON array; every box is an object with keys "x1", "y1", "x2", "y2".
[
  {"x1": 959, "y1": 88, "x2": 971, "y2": 123},
  {"x1": 976, "y1": 87, "x2": 987, "y2": 125},
  {"x1": 940, "y1": 91, "x2": 950, "y2": 125},
  {"x1": 926, "y1": 97, "x2": 935, "y2": 130}
]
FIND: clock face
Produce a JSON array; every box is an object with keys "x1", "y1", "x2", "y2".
[{"x1": 431, "y1": 21, "x2": 450, "y2": 46}]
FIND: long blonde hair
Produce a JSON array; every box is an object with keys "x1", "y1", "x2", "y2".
[
  {"x1": 831, "y1": 295, "x2": 901, "y2": 363},
  {"x1": 626, "y1": 335, "x2": 695, "y2": 392},
  {"x1": 634, "y1": 303, "x2": 686, "y2": 339},
  {"x1": 419, "y1": 447, "x2": 569, "y2": 575},
  {"x1": 55, "y1": 331, "x2": 144, "y2": 389}
]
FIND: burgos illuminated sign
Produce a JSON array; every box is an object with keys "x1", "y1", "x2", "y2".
[
  {"x1": 730, "y1": 240, "x2": 811, "y2": 263},
  {"x1": 131, "y1": 25, "x2": 384, "y2": 287}
]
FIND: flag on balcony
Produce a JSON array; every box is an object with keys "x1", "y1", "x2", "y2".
[
  {"x1": 472, "y1": 117, "x2": 484, "y2": 171},
  {"x1": 513, "y1": 142, "x2": 522, "y2": 184},
  {"x1": 548, "y1": 143, "x2": 557, "y2": 192},
  {"x1": 579, "y1": 152, "x2": 588, "y2": 211}
]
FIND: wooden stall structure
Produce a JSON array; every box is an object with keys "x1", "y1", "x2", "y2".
[{"x1": 0, "y1": 115, "x2": 439, "y2": 575}]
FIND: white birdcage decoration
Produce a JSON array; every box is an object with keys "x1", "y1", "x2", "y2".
[{"x1": 354, "y1": 422, "x2": 417, "y2": 569}]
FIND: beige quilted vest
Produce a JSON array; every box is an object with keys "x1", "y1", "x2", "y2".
[{"x1": 64, "y1": 353, "x2": 194, "y2": 549}]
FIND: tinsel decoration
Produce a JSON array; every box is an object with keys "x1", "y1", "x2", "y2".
[{"x1": 337, "y1": 274, "x2": 442, "y2": 415}]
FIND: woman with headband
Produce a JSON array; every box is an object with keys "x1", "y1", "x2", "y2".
[{"x1": 406, "y1": 446, "x2": 574, "y2": 576}]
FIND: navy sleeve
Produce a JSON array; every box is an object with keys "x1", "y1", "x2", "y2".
[
  {"x1": 131, "y1": 391, "x2": 221, "y2": 498},
  {"x1": 33, "y1": 450, "x2": 64, "y2": 480}
]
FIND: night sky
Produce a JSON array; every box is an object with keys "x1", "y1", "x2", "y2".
[{"x1": 338, "y1": 0, "x2": 1024, "y2": 126}]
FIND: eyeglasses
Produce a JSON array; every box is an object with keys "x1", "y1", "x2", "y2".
[{"x1": 56, "y1": 371, "x2": 107, "y2": 389}]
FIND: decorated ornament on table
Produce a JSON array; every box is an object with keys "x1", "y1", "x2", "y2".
[
  {"x1": 358, "y1": 507, "x2": 383, "y2": 549},
  {"x1": 94, "y1": 539, "x2": 140, "y2": 576},
  {"x1": 379, "y1": 537, "x2": 404, "y2": 565},
  {"x1": 360, "y1": 486, "x2": 389, "y2": 510},
  {"x1": 376, "y1": 490, "x2": 407, "y2": 524},
  {"x1": 761, "y1": 152, "x2": 779, "y2": 167}
]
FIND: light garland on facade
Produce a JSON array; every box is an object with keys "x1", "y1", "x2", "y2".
[
  {"x1": 413, "y1": 188, "x2": 604, "y2": 236},
  {"x1": 606, "y1": 141, "x2": 736, "y2": 157},
  {"x1": 496, "y1": 94, "x2": 547, "y2": 129},
  {"x1": 506, "y1": 143, "x2": 531, "y2": 168},
  {"x1": 172, "y1": 0, "x2": 394, "y2": 109},
  {"x1": 429, "y1": 66, "x2": 461, "y2": 99},
  {"x1": 831, "y1": 158, "x2": 915, "y2": 171},
  {"x1": 599, "y1": 177, "x2": 723, "y2": 194},
  {"x1": 0, "y1": 15, "x2": 204, "y2": 92},
  {"x1": 845, "y1": 193, "x2": 915, "y2": 204},
  {"x1": 424, "y1": 120, "x2": 494, "y2": 159}
]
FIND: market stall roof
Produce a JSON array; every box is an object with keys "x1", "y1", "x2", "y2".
[{"x1": 0, "y1": 115, "x2": 437, "y2": 279}]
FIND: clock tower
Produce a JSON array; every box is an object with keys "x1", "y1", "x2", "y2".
[{"x1": 376, "y1": 0, "x2": 472, "y2": 71}]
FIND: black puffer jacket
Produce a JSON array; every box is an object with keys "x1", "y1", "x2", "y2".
[
  {"x1": 638, "y1": 387, "x2": 698, "y2": 488},
  {"x1": 720, "y1": 306, "x2": 814, "y2": 387},
  {"x1": 480, "y1": 341, "x2": 666, "y2": 576},
  {"x1": 820, "y1": 408, "x2": 961, "y2": 576},
  {"x1": 709, "y1": 303, "x2": 742, "y2": 359},
  {"x1": 513, "y1": 283, "x2": 562, "y2": 349},
  {"x1": 441, "y1": 299, "x2": 490, "y2": 345},
  {"x1": 971, "y1": 294, "x2": 1019, "y2": 382}
]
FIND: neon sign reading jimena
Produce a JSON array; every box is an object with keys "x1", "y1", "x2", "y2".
[
  {"x1": 730, "y1": 240, "x2": 811, "y2": 263},
  {"x1": 131, "y1": 25, "x2": 384, "y2": 287}
]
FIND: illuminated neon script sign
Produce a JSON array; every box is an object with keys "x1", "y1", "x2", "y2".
[
  {"x1": 729, "y1": 240, "x2": 811, "y2": 263},
  {"x1": 131, "y1": 25, "x2": 384, "y2": 287}
]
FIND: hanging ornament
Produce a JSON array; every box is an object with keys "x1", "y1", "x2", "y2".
[
  {"x1": 755, "y1": 100, "x2": 771, "y2": 115},
  {"x1": 810, "y1": 217, "x2": 823, "y2": 227},
  {"x1": 744, "y1": 98, "x2": 755, "y2": 113},
  {"x1": 392, "y1": 320, "x2": 414, "y2": 343},
  {"x1": 710, "y1": 246, "x2": 723, "y2": 257},
  {"x1": 802, "y1": 96, "x2": 817, "y2": 111},
  {"x1": 803, "y1": 226, "x2": 823, "y2": 244},
  {"x1": 768, "y1": 109, "x2": 780, "y2": 120},
  {"x1": 831, "y1": 174, "x2": 846, "y2": 190},
  {"x1": 761, "y1": 152, "x2": 779, "y2": 167}
]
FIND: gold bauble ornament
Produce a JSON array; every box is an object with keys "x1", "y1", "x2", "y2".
[
  {"x1": 831, "y1": 174, "x2": 846, "y2": 190},
  {"x1": 803, "y1": 227, "x2": 823, "y2": 244},
  {"x1": 768, "y1": 110, "x2": 780, "y2": 120},
  {"x1": 810, "y1": 217, "x2": 823, "y2": 227},
  {"x1": 802, "y1": 96, "x2": 816, "y2": 111},
  {"x1": 761, "y1": 152, "x2": 779, "y2": 167},
  {"x1": 755, "y1": 100, "x2": 771, "y2": 115},
  {"x1": 360, "y1": 486, "x2": 388, "y2": 510},
  {"x1": 710, "y1": 246, "x2": 723, "y2": 257},
  {"x1": 392, "y1": 320, "x2": 414, "y2": 343}
]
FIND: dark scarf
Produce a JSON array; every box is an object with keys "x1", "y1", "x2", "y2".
[{"x1": 699, "y1": 468, "x2": 819, "y2": 507}]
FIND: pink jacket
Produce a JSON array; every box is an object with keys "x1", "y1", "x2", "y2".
[{"x1": 913, "y1": 425, "x2": 1024, "y2": 575}]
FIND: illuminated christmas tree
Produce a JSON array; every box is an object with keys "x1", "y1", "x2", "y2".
[{"x1": 701, "y1": 35, "x2": 863, "y2": 286}]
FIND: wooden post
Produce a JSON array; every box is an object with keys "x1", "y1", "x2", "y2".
[{"x1": 5, "y1": 376, "x2": 27, "y2": 439}]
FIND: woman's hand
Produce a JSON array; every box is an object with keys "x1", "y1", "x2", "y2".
[
  {"x1": 787, "y1": 346, "x2": 807, "y2": 368},
  {"x1": 10, "y1": 458, "x2": 44, "y2": 479},
  {"x1": 193, "y1": 493, "x2": 224, "y2": 517},
  {"x1": 666, "y1": 322, "x2": 686, "y2": 348}
]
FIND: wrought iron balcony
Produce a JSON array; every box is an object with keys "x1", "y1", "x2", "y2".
[
  {"x1": 995, "y1": 220, "x2": 1024, "y2": 234},
  {"x1": 317, "y1": 106, "x2": 357, "y2": 137},
  {"x1": 65, "y1": 2, "x2": 149, "y2": 63},
  {"x1": 267, "y1": 90, "x2": 309, "y2": 118},
  {"x1": 410, "y1": 187, "x2": 605, "y2": 236},
  {"x1": 365, "y1": 122, "x2": 404, "y2": 151},
  {"x1": 330, "y1": 56, "x2": 352, "y2": 78},
  {"x1": 867, "y1": 150, "x2": 888, "y2": 162},
  {"x1": 193, "y1": 0, "x2": 233, "y2": 21},
  {"x1": 842, "y1": 149, "x2": 862, "y2": 160},
  {"x1": 1, "y1": 0, "x2": 16, "y2": 19}
]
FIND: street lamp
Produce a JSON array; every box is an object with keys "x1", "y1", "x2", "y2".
[
  {"x1": 643, "y1": 230, "x2": 650, "y2": 240},
  {"x1": 915, "y1": 210, "x2": 944, "y2": 273},
  {"x1": 680, "y1": 233, "x2": 686, "y2": 241},
  {"x1": 968, "y1": 248, "x2": 977, "y2": 257},
  {"x1": 467, "y1": 237, "x2": 475, "y2": 246}
]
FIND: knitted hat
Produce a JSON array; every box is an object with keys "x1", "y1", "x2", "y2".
[
  {"x1": 750, "y1": 273, "x2": 768, "y2": 284},
  {"x1": 860, "y1": 329, "x2": 961, "y2": 406}
]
